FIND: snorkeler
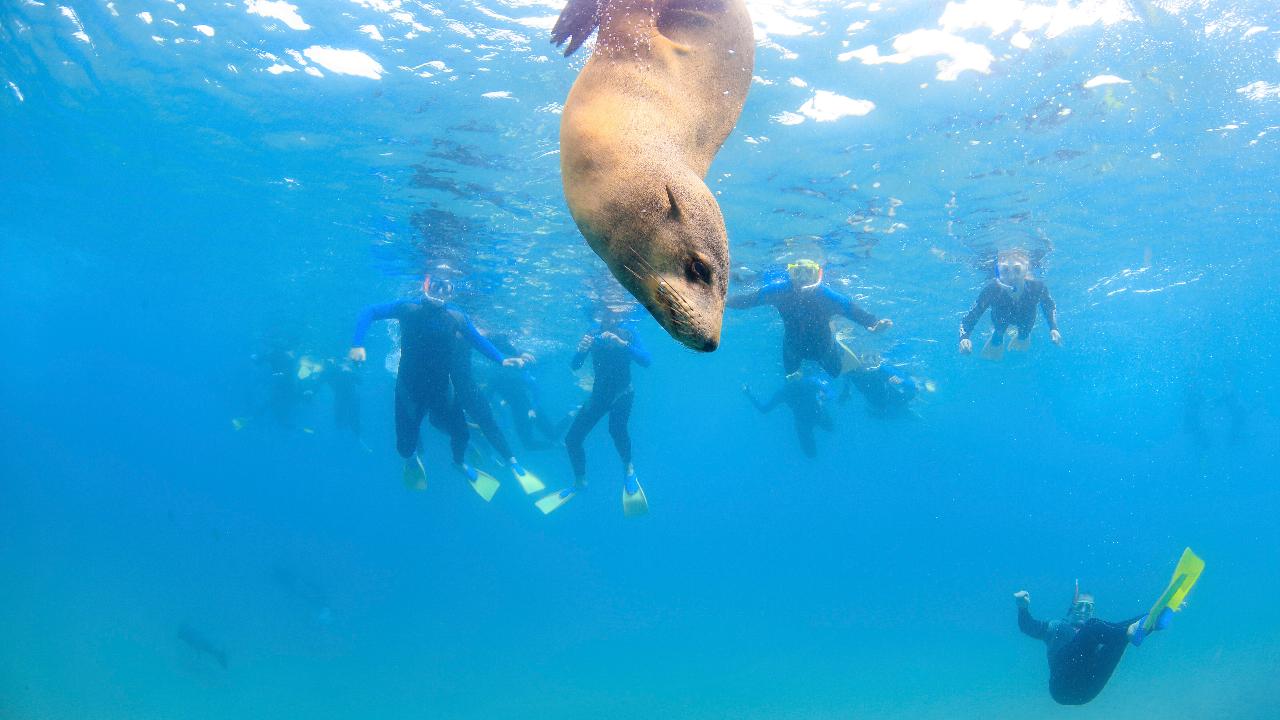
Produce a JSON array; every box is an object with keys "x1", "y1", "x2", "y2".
[
  {"x1": 742, "y1": 371, "x2": 836, "y2": 458},
  {"x1": 838, "y1": 349, "x2": 931, "y2": 416},
  {"x1": 486, "y1": 334, "x2": 564, "y2": 451},
  {"x1": 1015, "y1": 549, "x2": 1204, "y2": 705},
  {"x1": 348, "y1": 274, "x2": 525, "y2": 499},
  {"x1": 449, "y1": 322, "x2": 546, "y2": 496},
  {"x1": 536, "y1": 305, "x2": 652, "y2": 517},
  {"x1": 728, "y1": 259, "x2": 892, "y2": 377},
  {"x1": 321, "y1": 357, "x2": 363, "y2": 441},
  {"x1": 959, "y1": 248, "x2": 1061, "y2": 360}
]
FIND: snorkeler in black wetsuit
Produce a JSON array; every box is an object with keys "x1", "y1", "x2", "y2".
[
  {"x1": 348, "y1": 275, "x2": 523, "y2": 492},
  {"x1": 322, "y1": 358, "x2": 362, "y2": 439},
  {"x1": 728, "y1": 259, "x2": 892, "y2": 377},
  {"x1": 1015, "y1": 589, "x2": 1160, "y2": 705},
  {"x1": 842, "y1": 362, "x2": 921, "y2": 416},
  {"x1": 742, "y1": 372, "x2": 835, "y2": 458},
  {"x1": 486, "y1": 334, "x2": 562, "y2": 451},
  {"x1": 959, "y1": 249, "x2": 1061, "y2": 359}
]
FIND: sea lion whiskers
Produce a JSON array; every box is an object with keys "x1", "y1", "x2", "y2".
[{"x1": 623, "y1": 248, "x2": 697, "y2": 332}]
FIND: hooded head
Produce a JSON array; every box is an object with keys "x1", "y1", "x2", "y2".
[{"x1": 996, "y1": 249, "x2": 1031, "y2": 292}]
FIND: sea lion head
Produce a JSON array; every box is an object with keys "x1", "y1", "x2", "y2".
[{"x1": 592, "y1": 175, "x2": 728, "y2": 352}]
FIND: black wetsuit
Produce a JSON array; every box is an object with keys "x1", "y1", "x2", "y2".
[
  {"x1": 843, "y1": 364, "x2": 918, "y2": 415},
  {"x1": 488, "y1": 364, "x2": 559, "y2": 450},
  {"x1": 450, "y1": 333, "x2": 515, "y2": 461},
  {"x1": 745, "y1": 375, "x2": 835, "y2": 458},
  {"x1": 1019, "y1": 606, "x2": 1140, "y2": 705},
  {"x1": 960, "y1": 279, "x2": 1058, "y2": 345},
  {"x1": 729, "y1": 277, "x2": 880, "y2": 376},
  {"x1": 564, "y1": 325, "x2": 651, "y2": 479},
  {"x1": 352, "y1": 300, "x2": 503, "y2": 462},
  {"x1": 323, "y1": 363, "x2": 362, "y2": 437}
]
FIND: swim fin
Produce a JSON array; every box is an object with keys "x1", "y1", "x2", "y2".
[
  {"x1": 1143, "y1": 547, "x2": 1205, "y2": 633},
  {"x1": 459, "y1": 464, "x2": 500, "y2": 502},
  {"x1": 231, "y1": 417, "x2": 249, "y2": 431},
  {"x1": 1007, "y1": 330, "x2": 1032, "y2": 352},
  {"x1": 403, "y1": 456, "x2": 427, "y2": 491},
  {"x1": 835, "y1": 336, "x2": 865, "y2": 375},
  {"x1": 980, "y1": 330, "x2": 1006, "y2": 360},
  {"x1": 534, "y1": 487, "x2": 575, "y2": 515},
  {"x1": 622, "y1": 471, "x2": 648, "y2": 517},
  {"x1": 509, "y1": 460, "x2": 546, "y2": 495}
]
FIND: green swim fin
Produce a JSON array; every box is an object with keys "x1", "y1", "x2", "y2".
[
  {"x1": 622, "y1": 472, "x2": 648, "y2": 517},
  {"x1": 403, "y1": 456, "x2": 427, "y2": 492},
  {"x1": 460, "y1": 464, "x2": 500, "y2": 502},
  {"x1": 510, "y1": 461, "x2": 545, "y2": 495},
  {"x1": 1144, "y1": 547, "x2": 1205, "y2": 632},
  {"x1": 835, "y1": 336, "x2": 864, "y2": 375},
  {"x1": 534, "y1": 487, "x2": 575, "y2": 515},
  {"x1": 981, "y1": 331, "x2": 1006, "y2": 360}
]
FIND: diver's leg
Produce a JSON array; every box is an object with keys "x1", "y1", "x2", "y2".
[
  {"x1": 782, "y1": 337, "x2": 803, "y2": 375},
  {"x1": 426, "y1": 393, "x2": 470, "y2": 465},
  {"x1": 1051, "y1": 620, "x2": 1130, "y2": 705},
  {"x1": 821, "y1": 341, "x2": 845, "y2": 378},
  {"x1": 468, "y1": 393, "x2": 515, "y2": 460},
  {"x1": 394, "y1": 386, "x2": 426, "y2": 459},
  {"x1": 796, "y1": 416, "x2": 818, "y2": 457},
  {"x1": 564, "y1": 395, "x2": 609, "y2": 483},
  {"x1": 607, "y1": 389, "x2": 635, "y2": 468}
]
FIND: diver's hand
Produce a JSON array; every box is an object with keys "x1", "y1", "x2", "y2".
[
  {"x1": 348, "y1": 347, "x2": 367, "y2": 363},
  {"x1": 520, "y1": 352, "x2": 536, "y2": 366},
  {"x1": 1051, "y1": 329, "x2": 1062, "y2": 346},
  {"x1": 599, "y1": 331, "x2": 627, "y2": 347},
  {"x1": 502, "y1": 357, "x2": 526, "y2": 369},
  {"x1": 869, "y1": 318, "x2": 893, "y2": 333},
  {"x1": 1014, "y1": 590, "x2": 1031, "y2": 609},
  {"x1": 959, "y1": 338, "x2": 973, "y2": 354},
  {"x1": 577, "y1": 334, "x2": 595, "y2": 353}
]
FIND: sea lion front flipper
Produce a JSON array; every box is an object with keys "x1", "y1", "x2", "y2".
[{"x1": 552, "y1": 0, "x2": 601, "y2": 56}]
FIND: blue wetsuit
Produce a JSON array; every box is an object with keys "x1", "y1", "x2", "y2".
[
  {"x1": 961, "y1": 279, "x2": 1058, "y2": 345},
  {"x1": 745, "y1": 375, "x2": 835, "y2": 457},
  {"x1": 728, "y1": 278, "x2": 880, "y2": 376},
  {"x1": 1019, "y1": 606, "x2": 1141, "y2": 705},
  {"x1": 564, "y1": 324, "x2": 651, "y2": 479},
  {"x1": 351, "y1": 300, "x2": 503, "y2": 462}
]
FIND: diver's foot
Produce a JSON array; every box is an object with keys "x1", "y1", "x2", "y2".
[
  {"x1": 508, "y1": 458, "x2": 545, "y2": 495},
  {"x1": 403, "y1": 456, "x2": 427, "y2": 491},
  {"x1": 1129, "y1": 607, "x2": 1174, "y2": 647},
  {"x1": 621, "y1": 468, "x2": 648, "y2": 517},
  {"x1": 457, "y1": 462, "x2": 501, "y2": 502},
  {"x1": 574, "y1": 475, "x2": 588, "y2": 491}
]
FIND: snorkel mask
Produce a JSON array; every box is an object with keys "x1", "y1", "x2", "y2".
[
  {"x1": 1068, "y1": 580, "x2": 1095, "y2": 626},
  {"x1": 995, "y1": 250, "x2": 1029, "y2": 291},
  {"x1": 422, "y1": 275, "x2": 455, "y2": 305},
  {"x1": 787, "y1": 259, "x2": 823, "y2": 291}
]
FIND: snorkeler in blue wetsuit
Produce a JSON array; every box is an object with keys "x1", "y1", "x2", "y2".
[
  {"x1": 959, "y1": 248, "x2": 1061, "y2": 359},
  {"x1": 728, "y1": 259, "x2": 892, "y2": 377},
  {"x1": 348, "y1": 275, "x2": 525, "y2": 497},
  {"x1": 486, "y1": 334, "x2": 563, "y2": 451},
  {"x1": 536, "y1": 306, "x2": 652, "y2": 517},
  {"x1": 742, "y1": 371, "x2": 836, "y2": 458}
]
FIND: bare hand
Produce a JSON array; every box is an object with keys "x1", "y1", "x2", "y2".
[
  {"x1": 1051, "y1": 329, "x2": 1062, "y2": 346},
  {"x1": 348, "y1": 347, "x2": 367, "y2": 363},
  {"x1": 870, "y1": 318, "x2": 893, "y2": 333},
  {"x1": 577, "y1": 334, "x2": 595, "y2": 353},
  {"x1": 599, "y1": 331, "x2": 626, "y2": 347},
  {"x1": 959, "y1": 338, "x2": 973, "y2": 354},
  {"x1": 502, "y1": 357, "x2": 526, "y2": 369},
  {"x1": 1014, "y1": 590, "x2": 1031, "y2": 609}
]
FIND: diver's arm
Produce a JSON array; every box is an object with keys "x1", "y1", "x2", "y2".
[
  {"x1": 960, "y1": 283, "x2": 996, "y2": 341},
  {"x1": 1018, "y1": 605, "x2": 1049, "y2": 641},
  {"x1": 571, "y1": 333, "x2": 594, "y2": 371},
  {"x1": 1039, "y1": 284, "x2": 1061, "y2": 344},
  {"x1": 453, "y1": 311, "x2": 505, "y2": 363},
  {"x1": 727, "y1": 279, "x2": 786, "y2": 309},
  {"x1": 351, "y1": 300, "x2": 410, "y2": 347},
  {"x1": 827, "y1": 286, "x2": 880, "y2": 329}
]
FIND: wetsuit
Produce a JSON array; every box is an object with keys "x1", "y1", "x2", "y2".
[
  {"x1": 745, "y1": 376, "x2": 835, "y2": 457},
  {"x1": 960, "y1": 279, "x2": 1058, "y2": 346},
  {"x1": 564, "y1": 325, "x2": 651, "y2": 479},
  {"x1": 488, "y1": 364, "x2": 559, "y2": 450},
  {"x1": 1019, "y1": 606, "x2": 1140, "y2": 705},
  {"x1": 351, "y1": 300, "x2": 503, "y2": 462},
  {"x1": 450, "y1": 332, "x2": 515, "y2": 461},
  {"x1": 844, "y1": 365, "x2": 918, "y2": 415},
  {"x1": 728, "y1": 278, "x2": 880, "y2": 376}
]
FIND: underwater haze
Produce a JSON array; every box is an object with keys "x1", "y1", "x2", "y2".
[{"x1": 2, "y1": 0, "x2": 1279, "y2": 718}]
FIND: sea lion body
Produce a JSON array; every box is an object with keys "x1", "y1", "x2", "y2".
[{"x1": 554, "y1": 0, "x2": 754, "y2": 351}]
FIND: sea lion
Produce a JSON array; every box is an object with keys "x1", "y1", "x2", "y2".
[{"x1": 553, "y1": 0, "x2": 754, "y2": 351}]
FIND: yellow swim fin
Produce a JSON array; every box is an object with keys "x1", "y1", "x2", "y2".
[
  {"x1": 622, "y1": 473, "x2": 648, "y2": 517},
  {"x1": 231, "y1": 417, "x2": 248, "y2": 431},
  {"x1": 534, "y1": 487, "x2": 576, "y2": 515},
  {"x1": 1144, "y1": 547, "x2": 1205, "y2": 632},
  {"x1": 461, "y1": 465, "x2": 500, "y2": 502},
  {"x1": 403, "y1": 456, "x2": 427, "y2": 492},
  {"x1": 835, "y1": 336, "x2": 865, "y2": 375},
  {"x1": 509, "y1": 461, "x2": 545, "y2": 495}
]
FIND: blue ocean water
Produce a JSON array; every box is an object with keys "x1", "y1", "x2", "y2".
[{"x1": 2, "y1": 0, "x2": 1278, "y2": 718}]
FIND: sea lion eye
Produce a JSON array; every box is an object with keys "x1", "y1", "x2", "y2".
[{"x1": 686, "y1": 257, "x2": 713, "y2": 285}]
